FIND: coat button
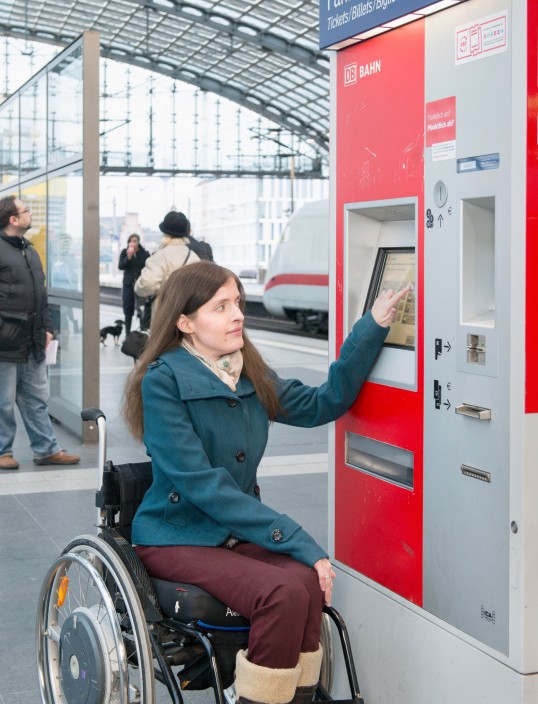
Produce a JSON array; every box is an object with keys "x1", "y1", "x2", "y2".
[
  {"x1": 169, "y1": 492, "x2": 180, "y2": 503},
  {"x1": 271, "y1": 529, "x2": 283, "y2": 542},
  {"x1": 227, "y1": 398, "x2": 238, "y2": 407},
  {"x1": 254, "y1": 485, "x2": 260, "y2": 496},
  {"x1": 235, "y1": 451, "x2": 246, "y2": 463}
]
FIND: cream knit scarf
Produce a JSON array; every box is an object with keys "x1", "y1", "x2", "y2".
[{"x1": 181, "y1": 339, "x2": 243, "y2": 391}]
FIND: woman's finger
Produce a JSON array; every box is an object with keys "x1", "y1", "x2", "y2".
[{"x1": 371, "y1": 285, "x2": 412, "y2": 326}]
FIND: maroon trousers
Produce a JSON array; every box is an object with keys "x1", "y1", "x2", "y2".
[{"x1": 136, "y1": 542, "x2": 324, "y2": 668}]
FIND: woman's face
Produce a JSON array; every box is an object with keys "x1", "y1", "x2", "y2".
[{"x1": 178, "y1": 278, "x2": 244, "y2": 361}]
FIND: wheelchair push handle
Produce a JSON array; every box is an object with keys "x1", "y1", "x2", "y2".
[
  {"x1": 81, "y1": 407, "x2": 108, "y2": 529},
  {"x1": 81, "y1": 407, "x2": 106, "y2": 423}
]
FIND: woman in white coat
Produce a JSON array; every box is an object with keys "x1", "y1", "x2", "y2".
[{"x1": 134, "y1": 211, "x2": 199, "y2": 301}]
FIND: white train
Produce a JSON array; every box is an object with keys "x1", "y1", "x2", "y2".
[{"x1": 263, "y1": 199, "x2": 329, "y2": 333}]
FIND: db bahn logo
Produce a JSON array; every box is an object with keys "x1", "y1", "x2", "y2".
[{"x1": 344, "y1": 62, "x2": 357, "y2": 86}]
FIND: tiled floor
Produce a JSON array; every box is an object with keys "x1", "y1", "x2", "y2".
[{"x1": 0, "y1": 306, "x2": 331, "y2": 704}]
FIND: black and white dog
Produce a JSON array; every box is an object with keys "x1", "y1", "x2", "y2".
[{"x1": 100, "y1": 320, "x2": 125, "y2": 346}]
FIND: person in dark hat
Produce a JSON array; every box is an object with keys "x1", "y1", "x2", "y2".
[
  {"x1": 134, "y1": 211, "x2": 200, "y2": 304},
  {"x1": 160, "y1": 211, "x2": 214, "y2": 262},
  {"x1": 159, "y1": 211, "x2": 191, "y2": 239}
]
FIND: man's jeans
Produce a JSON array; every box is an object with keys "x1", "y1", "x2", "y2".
[{"x1": 0, "y1": 356, "x2": 62, "y2": 458}]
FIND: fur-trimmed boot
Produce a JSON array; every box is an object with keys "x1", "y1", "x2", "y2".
[
  {"x1": 235, "y1": 649, "x2": 301, "y2": 704},
  {"x1": 291, "y1": 646, "x2": 324, "y2": 704}
]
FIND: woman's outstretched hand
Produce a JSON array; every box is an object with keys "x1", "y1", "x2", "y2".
[{"x1": 371, "y1": 286, "x2": 412, "y2": 328}]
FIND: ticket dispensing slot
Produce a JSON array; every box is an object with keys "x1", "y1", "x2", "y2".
[{"x1": 346, "y1": 433, "x2": 414, "y2": 489}]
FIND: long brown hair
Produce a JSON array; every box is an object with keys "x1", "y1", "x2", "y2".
[{"x1": 123, "y1": 261, "x2": 282, "y2": 440}]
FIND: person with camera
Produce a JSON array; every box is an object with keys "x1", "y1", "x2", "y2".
[{"x1": 118, "y1": 234, "x2": 150, "y2": 334}]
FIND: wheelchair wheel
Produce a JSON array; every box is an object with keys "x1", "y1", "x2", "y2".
[
  {"x1": 318, "y1": 612, "x2": 334, "y2": 693},
  {"x1": 36, "y1": 534, "x2": 155, "y2": 703}
]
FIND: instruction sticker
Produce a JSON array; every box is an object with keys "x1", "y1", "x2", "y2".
[
  {"x1": 426, "y1": 97, "x2": 456, "y2": 161},
  {"x1": 455, "y1": 11, "x2": 508, "y2": 65}
]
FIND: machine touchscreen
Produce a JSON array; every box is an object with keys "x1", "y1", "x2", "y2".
[{"x1": 365, "y1": 248, "x2": 416, "y2": 350}]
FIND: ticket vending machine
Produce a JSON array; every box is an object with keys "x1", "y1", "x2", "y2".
[{"x1": 325, "y1": 0, "x2": 538, "y2": 701}]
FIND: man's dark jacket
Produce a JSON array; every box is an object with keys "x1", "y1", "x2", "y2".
[
  {"x1": 118, "y1": 246, "x2": 150, "y2": 285},
  {"x1": 0, "y1": 231, "x2": 52, "y2": 363}
]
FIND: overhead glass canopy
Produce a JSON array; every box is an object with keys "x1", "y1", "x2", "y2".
[{"x1": 0, "y1": 0, "x2": 330, "y2": 150}]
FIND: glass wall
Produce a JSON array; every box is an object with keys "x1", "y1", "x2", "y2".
[
  {"x1": 0, "y1": 34, "x2": 100, "y2": 440},
  {"x1": 0, "y1": 98, "x2": 19, "y2": 184},
  {"x1": 20, "y1": 74, "x2": 48, "y2": 177},
  {"x1": 48, "y1": 170, "x2": 83, "y2": 292},
  {"x1": 20, "y1": 180, "x2": 47, "y2": 269},
  {"x1": 48, "y1": 169, "x2": 84, "y2": 420},
  {"x1": 49, "y1": 300, "x2": 83, "y2": 411},
  {"x1": 48, "y1": 47, "x2": 83, "y2": 166}
]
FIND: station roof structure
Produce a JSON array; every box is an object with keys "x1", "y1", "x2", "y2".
[{"x1": 0, "y1": 0, "x2": 330, "y2": 151}]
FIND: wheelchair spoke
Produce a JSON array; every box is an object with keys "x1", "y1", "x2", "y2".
[{"x1": 66, "y1": 558, "x2": 90, "y2": 612}]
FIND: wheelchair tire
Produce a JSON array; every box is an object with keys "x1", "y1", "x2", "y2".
[
  {"x1": 36, "y1": 534, "x2": 155, "y2": 704},
  {"x1": 318, "y1": 612, "x2": 334, "y2": 693}
]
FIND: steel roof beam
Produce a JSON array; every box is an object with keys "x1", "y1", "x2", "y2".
[
  {"x1": 137, "y1": 0, "x2": 329, "y2": 75},
  {"x1": 0, "y1": 24, "x2": 329, "y2": 150}
]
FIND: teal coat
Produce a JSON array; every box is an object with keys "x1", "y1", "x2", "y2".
[{"x1": 132, "y1": 311, "x2": 388, "y2": 567}]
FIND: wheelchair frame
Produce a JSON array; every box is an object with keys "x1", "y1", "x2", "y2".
[{"x1": 36, "y1": 408, "x2": 364, "y2": 704}]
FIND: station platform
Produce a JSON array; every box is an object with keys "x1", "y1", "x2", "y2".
[{"x1": 0, "y1": 304, "x2": 330, "y2": 704}]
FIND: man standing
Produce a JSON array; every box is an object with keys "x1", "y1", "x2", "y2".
[{"x1": 0, "y1": 195, "x2": 80, "y2": 470}]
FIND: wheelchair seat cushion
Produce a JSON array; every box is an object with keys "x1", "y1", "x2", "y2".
[{"x1": 151, "y1": 578, "x2": 250, "y2": 630}]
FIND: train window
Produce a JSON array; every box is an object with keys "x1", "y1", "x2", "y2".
[{"x1": 364, "y1": 247, "x2": 416, "y2": 350}]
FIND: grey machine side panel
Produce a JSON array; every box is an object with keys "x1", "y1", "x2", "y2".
[{"x1": 423, "y1": 0, "x2": 512, "y2": 654}]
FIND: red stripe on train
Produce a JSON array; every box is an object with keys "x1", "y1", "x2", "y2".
[{"x1": 264, "y1": 274, "x2": 329, "y2": 292}]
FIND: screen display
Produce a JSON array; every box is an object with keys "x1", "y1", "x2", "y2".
[{"x1": 366, "y1": 248, "x2": 416, "y2": 350}]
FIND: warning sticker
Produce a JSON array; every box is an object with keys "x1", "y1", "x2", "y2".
[{"x1": 455, "y1": 11, "x2": 508, "y2": 65}]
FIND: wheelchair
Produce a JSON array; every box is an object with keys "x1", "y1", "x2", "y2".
[{"x1": 36, "y1": 408, "x2": 364, "y2": 704}]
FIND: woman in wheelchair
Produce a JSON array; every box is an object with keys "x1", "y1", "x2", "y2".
[{"x1": 122, "y1": 261, "x2": 408, "y2": 704}]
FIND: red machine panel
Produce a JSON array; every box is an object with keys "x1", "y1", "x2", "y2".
[{"x1": 334, "y1": 21, "x2": 425, "y2": 604}]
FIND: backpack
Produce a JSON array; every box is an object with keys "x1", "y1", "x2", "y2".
[{"x1": 187, "y1": 236, "x2": 214, "y2": 262}]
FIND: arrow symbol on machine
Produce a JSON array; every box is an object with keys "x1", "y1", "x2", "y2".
[
  {"x1": 444, "y1": 341, "x2": 451, "y2": 353},
  {"x1": 438, "y1": 214, "x2": 444, "y2": 227},
  {"x1": 443, "y1": 399, "x2": 451, "y2": 411}
]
